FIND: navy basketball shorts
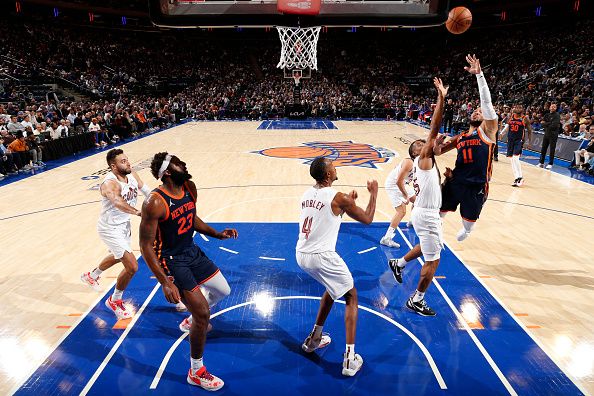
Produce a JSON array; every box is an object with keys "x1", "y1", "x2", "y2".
[
  {"x1": 162, "y1": 245, "x2": 220, "y2": 292},
  {"x1": 440, "y1": 181, "x2": 488, "y2": 222},
  {"x1": 507, "y1": 138, "x2": 523, "y2": 157}
]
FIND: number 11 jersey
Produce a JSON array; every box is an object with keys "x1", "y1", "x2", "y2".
[{"x1": 296, "y1": 186, "x2": 342, "y2": 254}]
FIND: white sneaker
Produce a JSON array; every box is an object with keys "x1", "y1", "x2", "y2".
[
  {"x1": 380, "y1": 236, "x2": 400, "y2": 248},
  {"x1": 545, "y1": 164, "x2": 553, "y2": 169},
  {"x1": 301, "y1": 333, "x2": 332, "y2": 353},
  {"x1": 342, "y1": 353, "x2": 364, "y2": 376},
  {"x1": 80, "y1": 272, "x2": 102, "y2": 292},
  {"x1": 105, "y1": 296, "x2": 132, "y2": 319},
  {"x1": 187, "y1": 367, "x2": 224, "y2": 391},
  {"x1": 456, "y1": 228, "x2": 470, "y2": 242},
  {"x1": 175, "y1": 301, "x2": 188, "y2": 312},
  {"x1": 179, "y1": 316, "x2": 213, "y2": 333}
]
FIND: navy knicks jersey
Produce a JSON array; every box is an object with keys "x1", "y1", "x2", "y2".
[
  {"x1": 452, "y1": 127, "x2": 494, "y2": 185},
  {"x1": 152, "y1": 182, "x2": 197, "y2": 262},
  {"x1": 507, "y1": 114, "x2": 526, "y2": 140}
]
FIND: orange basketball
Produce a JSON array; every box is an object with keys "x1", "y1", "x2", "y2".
[{"x1": 446, "y1": 7, "x2": 472, "y2": 34}]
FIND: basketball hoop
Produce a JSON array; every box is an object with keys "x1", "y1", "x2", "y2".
[{"x1": 276, "y1": 26, "x2": 321, "y2": 71}]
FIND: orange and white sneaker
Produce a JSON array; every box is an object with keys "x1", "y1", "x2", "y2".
[
  {"x1": 179, "y1": 316, "x2": 212, "y2": 333},
  {"x1": 187, "y1": 367, "x2": 224, "y2": 391},
  {"x1": 105, "y1": 296, "x2": 132, "y2": 319},
  {"x1": 301, "y1": 333, "x2": 332, "y2": 353},
  {"x1": 342, "y1": 353, "x2": 364, "y2": 377},
  {"x1": 80, "y1": 272, "x2": 102, "y2": 292}
]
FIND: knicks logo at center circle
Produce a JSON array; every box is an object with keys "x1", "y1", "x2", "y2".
[{"x1": 254, "y1": 141, "x2": 395, "y2": 169}]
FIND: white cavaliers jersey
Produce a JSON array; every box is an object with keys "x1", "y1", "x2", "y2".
[
  {"x1": 98, "y1": 172, "x2": 139, "y2": 228},
  {"x1": 412, "y1": 156, "x2": 441, "y2": 210},
  {"x1": 296, "y1": 186, "x2": 342, "y2": 254},
  {"x1": 385, "y1": 158, "x2": 414, "y2": 192}
]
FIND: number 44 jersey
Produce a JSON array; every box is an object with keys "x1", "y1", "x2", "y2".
[{"x1": 296, "y1": 186, "x2": 342, "y2": 254}]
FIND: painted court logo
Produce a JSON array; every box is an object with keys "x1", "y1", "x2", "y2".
[{"x1": 255, "y1": 141, "x2": 395, "y2": 168}]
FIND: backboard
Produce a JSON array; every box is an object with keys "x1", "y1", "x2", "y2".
[{"x1": 149, "y1": 0, "x2": 447, "y2": 29}]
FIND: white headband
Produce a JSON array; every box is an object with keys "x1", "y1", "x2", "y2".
[{"x1": 158, "y1": 154, "x2": 172, "y2": 179}]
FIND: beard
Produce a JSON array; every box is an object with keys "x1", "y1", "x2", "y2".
[
  {"x1": 170, "y1": 168, "x2": 192, "y2": 186},
  {"x1": 116, "y1": 165, "x2": 131, "y2": 175},
  {"x1": 469, "y1": 120, "x2": 482, "y2": 127}
]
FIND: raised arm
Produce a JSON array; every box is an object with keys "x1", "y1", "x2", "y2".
[
  {"x1": 132, "y1": 171, "x2": 152, "y2": 198},
  {"x1": 101, "y1": 179, "x2": 141, "y2": 216},
  {"x1": 419, "y1": 77, "x2": 448, "y2": 160},
  {"x1": 139, "y1": 193, "x2": 180, "y2": 303},
  {"x1": 332, "y1": 180, "x2": 378, "y2": 225},
  {"x1": 465, "y1": 54, "x2": 498, "y2": 140}
]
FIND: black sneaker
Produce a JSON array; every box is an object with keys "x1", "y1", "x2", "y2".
[
  {"x1": 388, "y1": 259, "x2": 404, "y2": 284},
  {"x1": 406, "y1": 297, "x2": 436, "y2": 316},
  {"x1": 512, "y1": 178, "x2": 519, "y2": 187}
]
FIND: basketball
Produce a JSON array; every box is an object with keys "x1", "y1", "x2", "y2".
[{"x1": 446, "y1": 7, "x2": 472, "y2": 34}]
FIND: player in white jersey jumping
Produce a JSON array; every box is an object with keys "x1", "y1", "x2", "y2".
[
  {"x1": 296, "y1": 157, "x2": 378, "y2": 377},
  {"x1": 81, "y1": 149, "x2": 152, "y2": 319},
  {"x1": 379, "y1": 142, "x2": 423, "y2": 247},
  {"x1": 388, "y1": 77, "x2": 448, "y2": 317}
]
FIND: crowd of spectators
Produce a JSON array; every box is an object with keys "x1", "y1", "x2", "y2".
[{"x1": 1, "y1": 17, "x2": 593, "y2": 178}]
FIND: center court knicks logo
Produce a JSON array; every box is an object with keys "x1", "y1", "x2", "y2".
[{"x1": 255, "y1": 141, "x2": 395, "y2": 169}]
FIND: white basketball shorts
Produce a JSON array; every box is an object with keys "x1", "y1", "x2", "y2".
[
  {"x1": 296, "y1": 251, "x2": 354, "y2": 300},
  {"x1": 97, "y1": 221, "x2": 132, "y2": 260},
  {"x1": 386, "y1": 186, "x2": 414, "y2": 207},
  {"x1": 411, "y1": 207, "x2": 443, "y2": 261}
]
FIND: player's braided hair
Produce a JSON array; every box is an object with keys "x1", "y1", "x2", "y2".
[
  {"x1": 310, "y1": 157, "x2": 328, "y2": 182},
  {"x1": 150, "y1": 152, "x2": 169, "y2": 180}
]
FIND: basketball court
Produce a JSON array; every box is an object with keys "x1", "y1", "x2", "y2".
[{"x1": 1, "y1": 120, "x2": 593, "y2": 395}]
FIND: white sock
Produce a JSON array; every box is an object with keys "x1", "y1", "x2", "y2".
[
  {"x1": 91, "y1": 268, "x2": 103, "y2": 279},
  {"x1": 112, "y1": 288, "x2": 123, "y2": 301},
  {"x1": 384, "y1": 226, "x2": 396, "y2": 238},
  {"x1": 345, "y1": 344, "x2": 355, "y2": 359},
  {"x1": 412, "y1": 290, "x2": 425, "y2": 302},
  {"x1": 462, "y1": 219, "x2": 475, "y2": 233},
  {"x1": 515, "y1": 156, "x2": 523, "y2": 178},
  {"x1": 396, "y1": 258, "x2": 408, "y2": 268},
  {"x1": 511, "y1": 156, "x2": 519, "y2": 179},
  {"x1": 191, "y1": 357, "x2": 203, "y2": 373},
  {"x1": 312, "y1": 324, "x2": 323, "y2": 339}
]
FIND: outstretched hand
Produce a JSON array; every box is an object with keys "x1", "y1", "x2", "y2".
[
  {"x1": 218, "y1": 228, "x2": 238, "y2": 239},
  {"x1": 433, "y1": 77, "x2": 449, "y2": 98},
  {"x1": 464, "y1": 54, "x2": 482, "y2": 75}
]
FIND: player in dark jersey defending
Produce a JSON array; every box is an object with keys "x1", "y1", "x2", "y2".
[
  {"x1": 504, "y1": 104, "x2": 532, "y2": 187},
  {"x1": 139, "y1": 152, "x2": 237, "y2": 392},
  {"x1": 434, "y1": 54, "x2": 499, "y2": 242}
]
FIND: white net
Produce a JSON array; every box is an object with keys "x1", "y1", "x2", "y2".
[{"x1": 276, "y1": 26, "x2": 322, "y2": 71}]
